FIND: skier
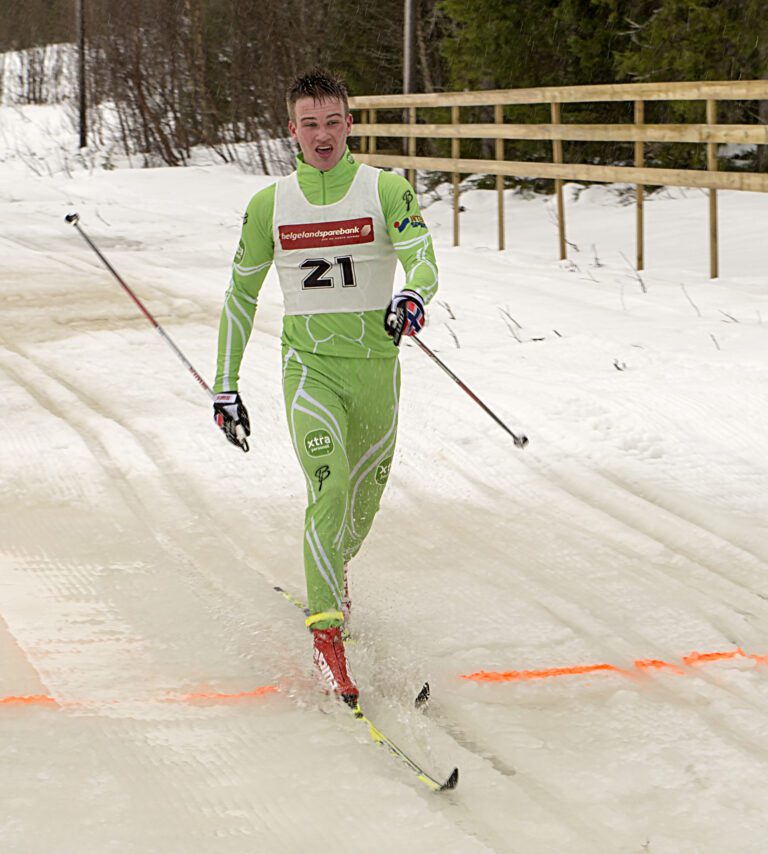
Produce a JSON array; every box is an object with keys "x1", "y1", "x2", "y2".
[{"x1": 212, "y1": 68, "x2": 438, "y2": 706}]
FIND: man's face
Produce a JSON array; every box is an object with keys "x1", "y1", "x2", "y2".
[{"x1": 288, "y1": 96, "x2": 353, "y2": 171}]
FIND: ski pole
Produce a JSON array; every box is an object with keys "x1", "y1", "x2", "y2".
[
  {"x1": 66, "y1": 212, "x2": 212, "y2": 396},
  {"x1": 411, "y1": 335, "x2": 529, "y2": 449},
  {"x1": 65, "y1": 213, "x2": 249, "y2": 451}
]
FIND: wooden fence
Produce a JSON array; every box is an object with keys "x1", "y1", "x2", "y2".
[{"x1": 348, "y1": 81, "x2": 768, "y2": 278}]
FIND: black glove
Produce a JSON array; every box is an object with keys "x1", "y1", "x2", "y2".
[
  {"x1": 384, "y1": 290, "x2": 426, "y2": 346},
  {"x1": 213, "y1": 392, "x2": 250, "y2": 452}
]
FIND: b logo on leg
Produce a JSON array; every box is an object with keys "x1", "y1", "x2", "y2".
[{"x1": 315, "y1": 465, "x2": 331, "y2": 491}]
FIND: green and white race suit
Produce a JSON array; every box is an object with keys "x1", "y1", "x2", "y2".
[{"x1": 213, "y1": 148, "x2": 438, "y2": 629}]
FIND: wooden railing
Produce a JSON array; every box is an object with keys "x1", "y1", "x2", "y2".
[{"x1": 348, "y1": 81, "x2": 768, "y2": 278}]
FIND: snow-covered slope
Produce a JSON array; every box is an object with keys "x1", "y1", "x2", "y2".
[{"x1": 2, "y1": 104, "x2": 767, "y2": 854}]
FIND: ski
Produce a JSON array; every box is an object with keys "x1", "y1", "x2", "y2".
[
  {"x1": 348, "y1": 699, "x2": 458, "y2": 792},
  {"x1": 274, "y1": 585, "x2": 311, "y2": 617},
  {"x1": 274, "y1": 585, "x2": 458, "y2": 792}
]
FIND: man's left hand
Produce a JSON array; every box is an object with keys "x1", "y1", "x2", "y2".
[{"x1": 384, "y1": 290, "x2": 426, "y2": 346}]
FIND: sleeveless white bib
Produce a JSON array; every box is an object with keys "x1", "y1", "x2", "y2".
[{"x1": 272, "y1": 164, "x2": 397, "y2": 315}]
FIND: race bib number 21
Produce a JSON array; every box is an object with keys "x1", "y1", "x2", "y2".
[{"x1": 300, "y1": 256, "x2": 357, "y2": 289}]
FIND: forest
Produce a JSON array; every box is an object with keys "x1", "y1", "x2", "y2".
[{"x1": 1, "y1": 1, "x2": 767, "y2": 171}]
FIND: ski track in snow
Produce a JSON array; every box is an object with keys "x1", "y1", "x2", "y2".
[{"x1": 2, "y1": 104, "x2": 768, "y2": 853}]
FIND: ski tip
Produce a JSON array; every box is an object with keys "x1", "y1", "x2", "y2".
[
  {"x1": 414, "y1": 682, "x2": 430, "y2": 709},
  {"x1": 273, "y1": 586, "x2": 284, "y2": 592},
  {"x1": 440, "y1": 767, "x2": 459, "y2": 791}
]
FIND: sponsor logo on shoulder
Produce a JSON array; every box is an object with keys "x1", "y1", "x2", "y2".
[
  {"x1": 304, "y1": 428, "x2": 334, "y2": 457},
  {"x1": 234, "y1": 240, "x2": 245, "y2": 263},
  {"x1": 393, "y1": 215, "x2": 427, "y2": 233},
  {"x1": 279, "y1": 217, "x2": 374, "y2": 249}
]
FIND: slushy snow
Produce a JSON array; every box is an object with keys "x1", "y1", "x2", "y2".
[{"x1": 1, "y1": 103, "x2": 767, "y2": 854}]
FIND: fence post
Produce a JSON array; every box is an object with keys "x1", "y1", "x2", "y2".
[
  {"x1": 360, "y1": 109, "x2": 368, "y2": 155},
  {"x1": 706, "y1": 99, "x2": 719, "y2": 279},
  {"x1": 452, "y1": 105, "x2": 460, "y2": 247},
  {"x1": 495, "y1": 104, "x2": 505, "y2": 251},
  {"x1": 550, "y1": 101, "x2": 567, "y2": 260},
  {"x1": 369, "y1": 108, "x2": 377, "y2": 156},
  {"x1": 634, "y1": 100, "x2": 645, "y2": 271},
  {"x1": 407, "y1": 106, "x2": 417, "y2": 189}
]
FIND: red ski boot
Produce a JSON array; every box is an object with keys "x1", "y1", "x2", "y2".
[{"x1": 312, "y1": 626, "x2": 359, "y2": 707}]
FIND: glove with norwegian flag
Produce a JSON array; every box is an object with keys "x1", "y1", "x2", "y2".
[
  {"x1": 384, "y1": 290, "x2": 426, "y2": 346},
  {"x1": 213, "y1": 392, "x2": 251, "y2": 452}
]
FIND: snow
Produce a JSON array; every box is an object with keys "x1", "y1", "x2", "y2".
[{"x1": 2, "y1": 103, "x2": 768, "y2": 854}]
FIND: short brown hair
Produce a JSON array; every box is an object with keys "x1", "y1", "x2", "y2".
[{"x1": 286, "y1": 68, "x2": 349, "y2": 121}]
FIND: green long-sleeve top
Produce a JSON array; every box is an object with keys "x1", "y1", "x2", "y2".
[{"x1": 213, "y1": 149, "x2": 439, "y2": 392}]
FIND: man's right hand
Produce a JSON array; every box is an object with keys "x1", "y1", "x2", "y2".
[
  {"x1": 384, "y1": 290, "x2": 426, "y2": 347},
  {"x1": 213, "y1": 392, "x2": 250, "y2": 452}
]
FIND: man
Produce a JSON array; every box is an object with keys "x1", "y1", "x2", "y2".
[{"x1": 212, "y1": 68, "x2": 438, "y2": 706}]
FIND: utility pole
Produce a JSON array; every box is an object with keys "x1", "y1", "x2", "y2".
[
  {"x1": 402, "y1": 0, "x2": 416, "y2": 180},
  {"x1": 76, "y1": 0, "x2": 86, "y2": 148},
  {"x1": 403, "y1": 0, "x2": 415, "y2": 95}
]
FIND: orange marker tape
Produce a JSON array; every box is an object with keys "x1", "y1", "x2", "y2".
[
  {"x1": 1, "y1": 686, "x2": 278, "y2": 709},
  {"x1": 461, "y1": 649, "x2": 768, "y2": 683},
  {"x1": 0, "y1": 694, "x2": 58, "y2": 707},
  {"x1": 463, "y1": 663, "x2": 623, "y2": 683},
  {"x1": 683, "y1": 649, "x2": 743, "y2": 665},
  {"x1": 177, "y1": 685, "x2": 278, "y2": 703},
  {"x1": 6, "y1": 649, "x2": 766, "y2": 705},
  {"x1": 633, "y1": 658, "x2": 684, "y2": 674}
]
